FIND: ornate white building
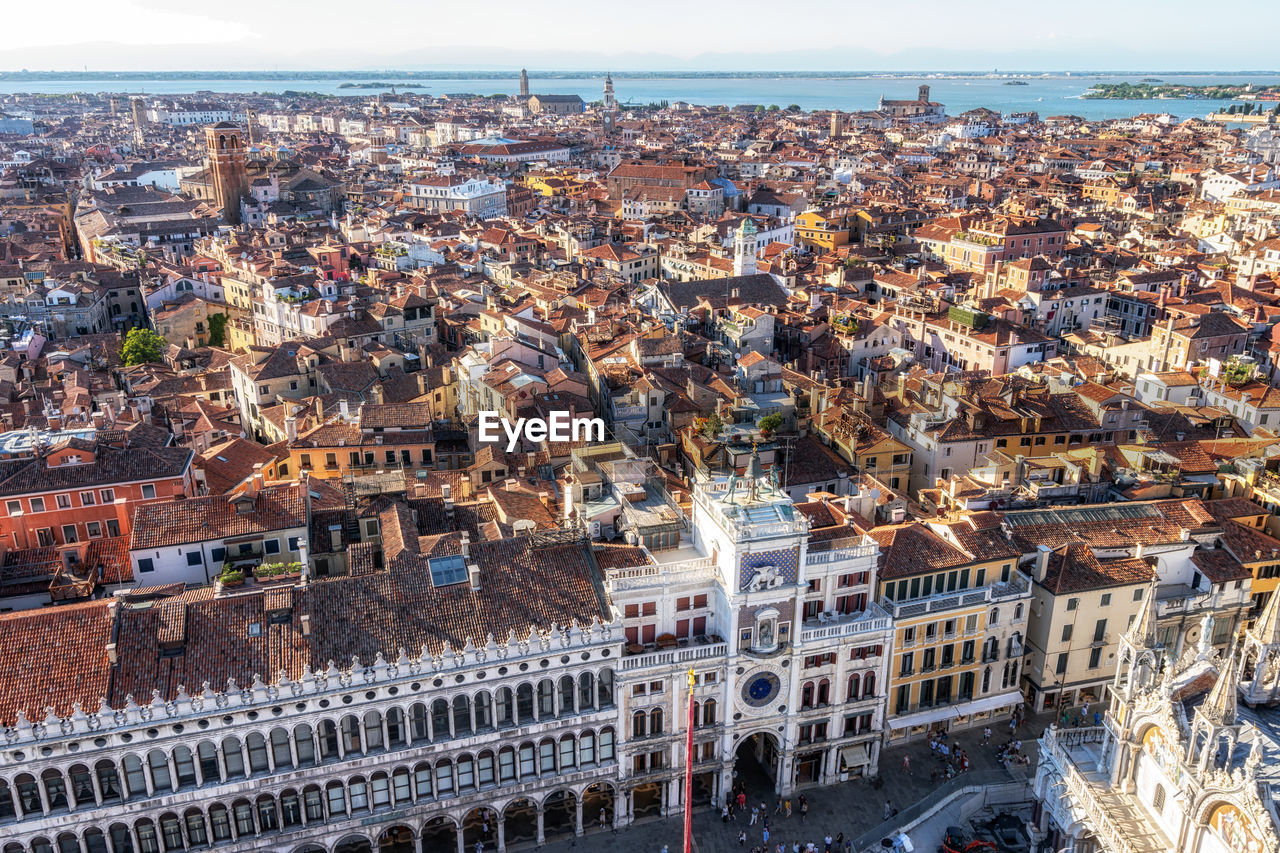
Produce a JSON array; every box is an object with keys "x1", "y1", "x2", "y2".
[
  {"x1": 0, "y1": 456, "x2": 892, "y2": 853},
  {"x1": 1033, "y1": 589, "x2": 1280, "y2": 853}
]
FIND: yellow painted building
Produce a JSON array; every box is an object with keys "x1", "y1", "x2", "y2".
[
  {"x1": 795, "y1": 209, "x2": 853, "y2": 253},
  {"x1": 870, "y1": 520, "x2": 1031, "y2": 741}
]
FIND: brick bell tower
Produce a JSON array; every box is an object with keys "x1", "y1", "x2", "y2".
[{"x1": 205, "y1": 122, "x2": 249, "y2": 225}]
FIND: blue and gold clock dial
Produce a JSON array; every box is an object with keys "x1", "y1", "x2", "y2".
[{"x1": 742, "y1": 671, "x2": 780, "y2": 707}]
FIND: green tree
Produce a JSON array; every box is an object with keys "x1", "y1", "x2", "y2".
[
  {"x1": 787, "y1": 104, "x2": 802, "y2": 112},
  {"x1": 767, "y1": 104, "x2": 780, "y2": 111},
  {"x1": 757, "y1": 413, "x2": 784, "y2": 435},
  {"x1": 121, "y1": 328, "x2": 166, "y2": 365},
  {"x1": 208, "y1": 312, "x2": 228, "y2": 348},
  {"x1": 699, "y1": 411, "x2": 724, "y2": 438}
]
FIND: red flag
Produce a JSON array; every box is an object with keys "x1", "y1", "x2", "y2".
[{"x1": 684, "y1": 667, "x2": 696, "y2": 853}]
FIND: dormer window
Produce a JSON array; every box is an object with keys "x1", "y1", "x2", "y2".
[{"x1": 63, "y1": 455, "x2": 81, "y2": 465}]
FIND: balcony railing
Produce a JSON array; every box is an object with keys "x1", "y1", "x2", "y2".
[{"x1": 619, "y1": 640, "x2": 728, "y2": 672}]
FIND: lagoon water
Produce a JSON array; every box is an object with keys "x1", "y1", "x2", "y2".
[{"x1": 4, "y1": 74, "x2": 1280, "y2": 120}]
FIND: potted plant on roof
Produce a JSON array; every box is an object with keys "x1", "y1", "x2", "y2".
[{"x1": 216, "y1": 566, "x2": 245, "y2": 593}]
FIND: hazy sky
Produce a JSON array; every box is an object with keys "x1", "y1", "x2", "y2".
[{"x1": 3, "y1": 0, "x2": 1277, "y2": 71}]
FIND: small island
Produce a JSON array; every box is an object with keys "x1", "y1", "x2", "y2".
[
  {"x1": 337, "y1": 81, "x2": 427, "y2": 89},
  {"x1": 1003, "y1": 81, "x2": 1029, "y2": 86},
  {"x1": 1084, "y1": 82, "x2": 1280, "y2": 100}
]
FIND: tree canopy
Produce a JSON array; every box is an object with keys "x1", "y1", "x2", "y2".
[{"x1": 121, "y1": 328, "x2": 166, "y2": 366}]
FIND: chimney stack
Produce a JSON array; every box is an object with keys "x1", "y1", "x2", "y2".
[
  {"x1": 284, "y1": 415, "x2": 297, "y2": 442},
  {"x1": 1035, "y1": 544, "x2": 1052, "y2": 582},
  {"x1": 251, "y1": 463, "x2": 265, "y2": 491},
  {"x1": 329, "y1": 524, "x2": 343, "y2": 552},
  {"x1": 469, "y1": 561, "x2": 481, "y2": 591}
]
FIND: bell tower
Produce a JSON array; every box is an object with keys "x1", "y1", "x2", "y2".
[
  {"x1": 204, "y1": 122, "x2": 249, "y2": 226},
  {"x1": 602, "y1": 72, "x2": 617, "y2": 136},
  {"x1": 733, "y1": 218, "x2": 758, "y2": 277},
  {"x1": 519, "y1": 68, "x2": 530, "y2": 99}
]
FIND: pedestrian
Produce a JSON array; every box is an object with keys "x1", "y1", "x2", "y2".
[
  {"x1": 1082, "y1": 701, "x2": 1090, "y2": 718},
  {"x1": 760, "y1": 801, "x2": 768, "y2": 816},
  {"x1": 1094, "y1": 711, "x2": 1102, "y2": 726},
  {"x1": 1012, "y1": 715, "x2": 1020, "y2": 733},
  {"x1": 983, "y1": 726, "x2": 991, "y2": 744},
  {"x1": 776, "y1": 797, "x2": 784, "y2": 815},
  {"x1": 929, "y1": 736, "x2": 937, "y2": 754},
  {"x1": 661, "y1": 847, "x2": 669, "y2": 853},
  {"x1": 729, "y1": 802, "x2": 735, "y2": 821},
  {"x1": 884, "y1": 800, "x2": 892, "y2": 820},
  {"x1": 785, "y1": 799, "x2": 792, "y2": 818},
  {"x1": 1014, "y1": 738, "x2": 1022, "y2": 753},
  {"x1": 723, "y1": 804, "x2": 731, "y2": 823},
  {"x1": 902, "y1": 754, "x2": 911, "y2": 775},
  {"x1": 764, "y1": 816, "x2": 770, "y2": 831},
  {"x1": 824, "y1": 833, "x2": 833, "y2": 852},
  {"x1": 835, "y1": 833, "x2": 844, "y2": 850},
  {"x1": 751, "y1": 806, "x2": 759, "y2": 825},
  {"x1": 738, "y1": 791, "x2": 747, "y2": 810},
  {"x1": 740, "y1": 830, "x2": 748, "y2": 847},
  {"x1": 475, "y1": 843, "x2": 483, "y2": 853},
  {"x1": 763, "y1": 827, "x2": 770, "y2": 845},
  {"x1": 800, "y1": 802, "x2": 808, "y2": 822},
  {"x1": 792, "y1": 842, "x2": 801, "y2": 853},
  {"x1": 600, "y1": 807, "x2": 607, "y2": 828}
]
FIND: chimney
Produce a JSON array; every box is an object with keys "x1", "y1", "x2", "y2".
[
  {"x1": 328, "y1": 524, "x2": 343, "y2": 551},
  {"x1": 252, "y1": 463, "x2": 265, "y2": 491},
  {"x1": 300, "y1": 615, "x2": 312, "y2": 637},
  {"x1": 1035, "y1": 544, "x2": 1052, "y2": 582},
  {"x1": 1135, "y1": 542, "x2": 1146, "y2": 561},
  {"x1": 460, "y1": 472, "x2": 473, "y2": 501},
  {"x1": 339, "y1": 399, "x2": 350, "y2": 421},
  {"x1": 460, "y1": 530, "x2": 470, "y2": 558},
  {"x1": 284, "y1": 415, "x2": 297, "y2": 442},
  {"x1": 469, "y1": 562, "x2": 482, "y2": 591}
]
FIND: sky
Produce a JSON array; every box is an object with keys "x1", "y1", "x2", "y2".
[{"x1": 2, "y1": 0, "x2": 1277, "y2": 72}]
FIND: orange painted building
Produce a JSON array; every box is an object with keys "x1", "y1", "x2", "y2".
[{"x1": 0, "y1": 433, "x2": 194, "y2": 551}]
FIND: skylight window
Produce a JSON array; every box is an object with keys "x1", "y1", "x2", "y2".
[{"x1": 428, "y1": 554, "x2": 468, "y2": 587}]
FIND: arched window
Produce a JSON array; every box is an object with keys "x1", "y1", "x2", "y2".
[
  {"x1": 817, "y1": 678, "x2": 831, "y2": 706},
  {"x1": 294, "y1": 723, "x2": 316, "y2": 766},
  {"x1": 650, "y1": 708, "x2": 664, "y2": 734},
  {"x1": 598, "y1": 669, "x2": 615, "y2": 706},
  {"x1": 318, "y1": 719, "x2": 339, "y2": 759},
  {"x1": 632, "y1": 710, "x2": 647, "y2": 738},
  {"x1": 1015, "y1": 604, "x2": 1023, "y2": 620},
  {"x1": 83, "y1": 829, "x2": 108, "y2": 853},
  {"x1": 498, "y1": 747, "x2": 517, "y2": 782},
  {"x1": 95, "y1": 760, "x2": 122, "y2": 802},
  {"x1": 208, "y1": 805, "x2": 233, "y2": 843},
  {"x1": 325, "y1": 781, "x2": 346, "y2": 816},
  {"x1": 703, "y1": 698, "x2": 717, "y2": 726},
  {"x1": 340, "y1": 715, "x2": 363, "y2": 754},
  {"x1": 456, "y1": 755, "x2": 475, "y2": 791},
  {"x1": 453, "y1": 695, "x2": 472, "y2": 736},
  {"x1": 848, "y1": 673, "x2": 861, "y2": 701},
  {"x1": 539, "y1": 738, "x2": 556, "y2": 773},
  {"x1": 864, "y1": 672, "x2": 876, "y2": 698},
  {"x1": 270, "y1": 729, "x2": 293, "y2": 769},
  {"x1": 413, "y1": 762, "x2": 433, "y2": 799},
  {"x1": 496, "y1": 687, "x2": 515, "y2": 726},
  {"x1": 246, "y1": 732, "x2": 270, "y2": 772},
  {"x1": 184, "y1": 808, "x2": 208, "y2": 845},
  {"x1": 431, "y1": 700, "x2": 451, "y2": 740},
  {"x1": 476, "y1": 751, "x2": 495, "y2": 787},
  {"x1": 537, "y1": 679, "x2": 555, "y2": 717},
  {"x1": 559, "y1": 675, "x2": 576, "y2": 715},
  {"x1": 474, "y1": 692, "x2": 493, "y2": 731},
  {"x1": 559, "y1": 734, "x2": 576, "y2": 769},
  {"x1": 363, "y1": 710, "x2": 385, "y2": 751},
  {"x1": 600, "y1": 727, "x2": 616, "y2": 761},
  {"x1": 410, "y1": 703, "x2": 430, "y2": 741},
  {"x1": 801, "y1": 681, "x2": 815, "y2": 709},
  {"x1": 517, "y1": 683, "x2": 535, "y2": 723},
  {"x1": 222, "y1": 737, "x2": 245, "y2": 779},
  {"x1": 147, "y1": 749, "x2": 171, "y2": 791},
  {"x1": 990, "y1": 608, "x2": 1000, "y2": 625},
  {"x1": 280, "y1": 790, "x2": 302, "y2": 826},
  {"x1": 41, "y1": 769, "x2": 68, "y2": 811},
  {"x1": 579, "y1": 672, "x2": 595, "y2": 709},
  {"x1": 14, "y1": 774, "x2": 41, "y2": 816},
  {"x1": 983, "y1": 666, "x2": 993, "y2": 693},
  {"x1": 348, "y1": 776, "x2": 368, "y2": 812}
]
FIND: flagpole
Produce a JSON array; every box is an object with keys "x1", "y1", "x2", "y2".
[{"x1": 684, "y1": 666, "x2": 696, "y2": 853}]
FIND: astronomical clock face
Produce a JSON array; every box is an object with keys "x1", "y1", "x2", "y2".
[{"x1": 741, "y1": 668, "x2": 782, "y2": 710}]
